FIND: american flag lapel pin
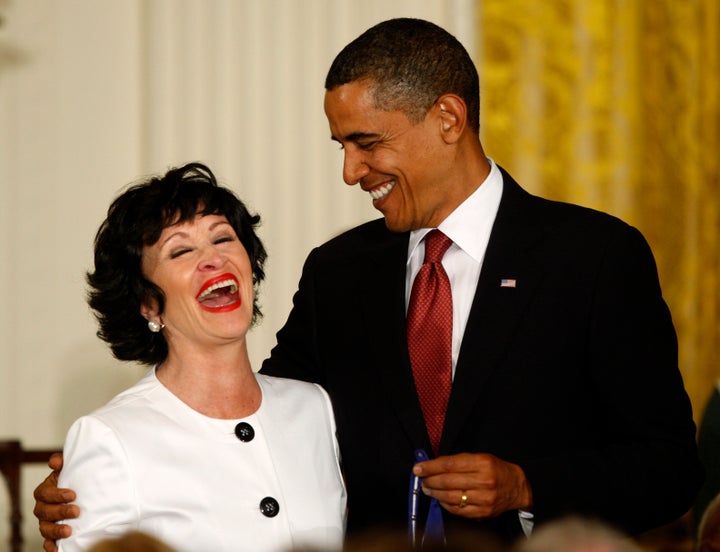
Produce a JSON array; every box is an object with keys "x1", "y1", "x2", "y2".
[{"x1": 500, "y1": 278, "x2": 517, "y2": 288}]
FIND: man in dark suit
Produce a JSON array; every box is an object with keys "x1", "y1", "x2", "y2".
[
  {"x1": 259, "y1": 17, "x2": 702, "y2": 544},
  {"x1": 34, "y1": 17, "x2": 702, "y2": 549}
]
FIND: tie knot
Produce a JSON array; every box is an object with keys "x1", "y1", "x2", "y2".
[{"x1": 423, "y1": 230, "x2": 452, "y2": 263}]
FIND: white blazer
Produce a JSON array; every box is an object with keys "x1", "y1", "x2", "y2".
[{"x1": 57, "y1": 369, "x2": 346, "y2": 552}]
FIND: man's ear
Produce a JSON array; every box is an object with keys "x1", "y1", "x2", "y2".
[{"x1": 436, "y1": 94, "x2": 467, "y2": 144}]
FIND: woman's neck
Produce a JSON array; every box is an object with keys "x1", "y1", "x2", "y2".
[{"x1": 155, "y1": 342, "x2": 261, "y2": 419}]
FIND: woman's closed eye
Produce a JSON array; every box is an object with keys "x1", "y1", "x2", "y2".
[
  {"x1": 169, "y1": 247, "x2": 193, "y2": 259},
  {"x1": 213, "y1": 235, "x2": 236, "y2": 245}
]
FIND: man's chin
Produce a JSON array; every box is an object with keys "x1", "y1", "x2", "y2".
[{"x1": 382, "y1": 216, "x2": 412, "y2": 233}]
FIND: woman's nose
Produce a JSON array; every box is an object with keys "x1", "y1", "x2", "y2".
[{"x1": 198, "y1": 246, "x2": 226, "y2": 270}]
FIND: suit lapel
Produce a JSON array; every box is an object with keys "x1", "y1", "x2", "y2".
[
  {"x1": 357, "y1": 228, "x2": 432, "y2": 451},
  {"x1": 441, "y1": 171, "x2": 544, "y2": 453}
]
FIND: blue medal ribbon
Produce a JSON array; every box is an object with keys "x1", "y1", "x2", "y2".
[{"x1": 409, "y1": 449, "x2": 446, "y2": 549}]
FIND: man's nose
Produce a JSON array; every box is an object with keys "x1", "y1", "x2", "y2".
[{"x1": 342, "y1": 148, "x2": 370, "y2": 186}]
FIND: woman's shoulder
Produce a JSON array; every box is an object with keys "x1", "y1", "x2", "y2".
[
  {"x1": 256, "y1": 372, "x2": 323, "y2": 395},
  {"x1": 255, "y1": 375, "x2": 337, "y2": 441},
  {"x1": 256, "y1": 374, "x2": 331, "y2": 412},
  {"x1": 79, "y1": 367, "x2": 162, "y2": 424}
]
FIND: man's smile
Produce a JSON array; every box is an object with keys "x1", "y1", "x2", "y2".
[{"x1": 368, "y1": 180, "x2": 396, "y2": 202}]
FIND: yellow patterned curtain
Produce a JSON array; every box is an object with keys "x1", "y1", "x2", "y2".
[{"x1": 477, "y1": 0, "x2": 720, "y2": 422}]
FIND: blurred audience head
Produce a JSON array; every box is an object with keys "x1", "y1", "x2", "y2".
[
  {"x1": 698, "y1": 492, "x2": 720, "y2": 552},
  {"x1": 339, "y1": 526, "x2": 508, "y2": 552},
  {"x1": 513, "y1": 516, "x2": 643, "y2": 552},
  {"x1": 87, "y1": 530, "x2": 176, "y2": 552}
]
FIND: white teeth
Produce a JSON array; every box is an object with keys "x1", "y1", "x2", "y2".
[
  {"x1": 369, "y1": 180, "x2": 395, "y2": 200},
  {"x1": 198, "y1": 279, "x2": 238, "y2": 300}
]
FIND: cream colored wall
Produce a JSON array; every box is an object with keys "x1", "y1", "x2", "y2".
[{"x1": 0, "y1": 0, "x2": 476, "y2": 548}]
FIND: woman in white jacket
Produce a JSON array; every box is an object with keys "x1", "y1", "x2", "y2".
[{"x1": 55, "y1": 163, "x2": 346, "y2": 552}]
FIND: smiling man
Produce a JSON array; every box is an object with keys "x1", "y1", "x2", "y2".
[{"x1": 260, "y1": 17, "x2": 703, "y2": 545}]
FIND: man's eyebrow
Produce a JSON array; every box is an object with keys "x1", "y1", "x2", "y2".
[{"x1": 330, "y1": 132, "x2": 380, "y2": 143}]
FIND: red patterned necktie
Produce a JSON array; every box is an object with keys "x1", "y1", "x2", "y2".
[{"x1": 407, "y1": 229, "x2": 453, "y2": 454}]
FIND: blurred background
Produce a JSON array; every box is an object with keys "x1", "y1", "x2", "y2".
[{"x1": 0, "y1": 0, "x2": 717, "y2": 550}]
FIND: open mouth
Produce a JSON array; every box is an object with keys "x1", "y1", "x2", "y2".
[
  {"x1": 196, "y1": 274, "x2": 241, "y2": 312},
  {"x1": 369, "y1": 180, "x2": 395, "y2": 201}
]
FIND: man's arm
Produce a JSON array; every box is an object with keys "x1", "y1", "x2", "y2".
[
  {"x1": 33, "y1": 452, "x2": 79, "y2": 552},
  {"x1": 512, "y1": 223, "x2": 700, "y2": 534},
  {"x1": 260, "y1": 248, "x2": 324, "y2": 385}
]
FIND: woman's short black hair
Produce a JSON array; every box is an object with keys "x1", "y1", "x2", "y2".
[{"x1": 86, "y1": 162, "x2": 267, "y2": 365}]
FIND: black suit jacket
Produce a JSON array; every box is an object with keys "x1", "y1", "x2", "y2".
[{"x1": 261, "y1": 168, "x2": 702, "y2": 542}]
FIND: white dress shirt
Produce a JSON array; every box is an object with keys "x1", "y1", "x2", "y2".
[
  {"x1": 406, "y1": 158, "x2": 503, "y2": 377},
  {"x1": 405, "y1": 159, "x2": 534, "y2": 535}
]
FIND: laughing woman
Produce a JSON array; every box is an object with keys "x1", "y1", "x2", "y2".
[{"x1": 55, "y1": 163, "x2": 346, "y2": 552}]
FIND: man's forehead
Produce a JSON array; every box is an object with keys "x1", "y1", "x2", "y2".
[
  {"x1": 325, "y1": 85, "x2": 412, "y2": 139},
  {"x1": 325, "y1": 85, "x2": 373, "y2": 134}
]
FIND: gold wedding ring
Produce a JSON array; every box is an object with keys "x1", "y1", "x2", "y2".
[{"x1": 459, "y1": 492, "x2": 468, "y2": 508}]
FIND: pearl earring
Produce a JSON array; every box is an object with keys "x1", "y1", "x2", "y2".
[{"x1": 148, "y1": 320, "x2": 164, "y2": 333}]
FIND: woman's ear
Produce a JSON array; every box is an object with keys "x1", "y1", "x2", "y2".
[
  {"x1": 140, "y1": 299, "x2": 158, "y2": 321},
  {"x1": 436, "y1": 94, "x2": 467, "y2": 144},
  {"x1": 141, "y1": 300, "x2": 165, "y2": 332}
]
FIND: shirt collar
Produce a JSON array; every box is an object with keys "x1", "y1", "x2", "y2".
[{"x1": 408, "y1": 158, "x2": 503, "y2": 263}]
